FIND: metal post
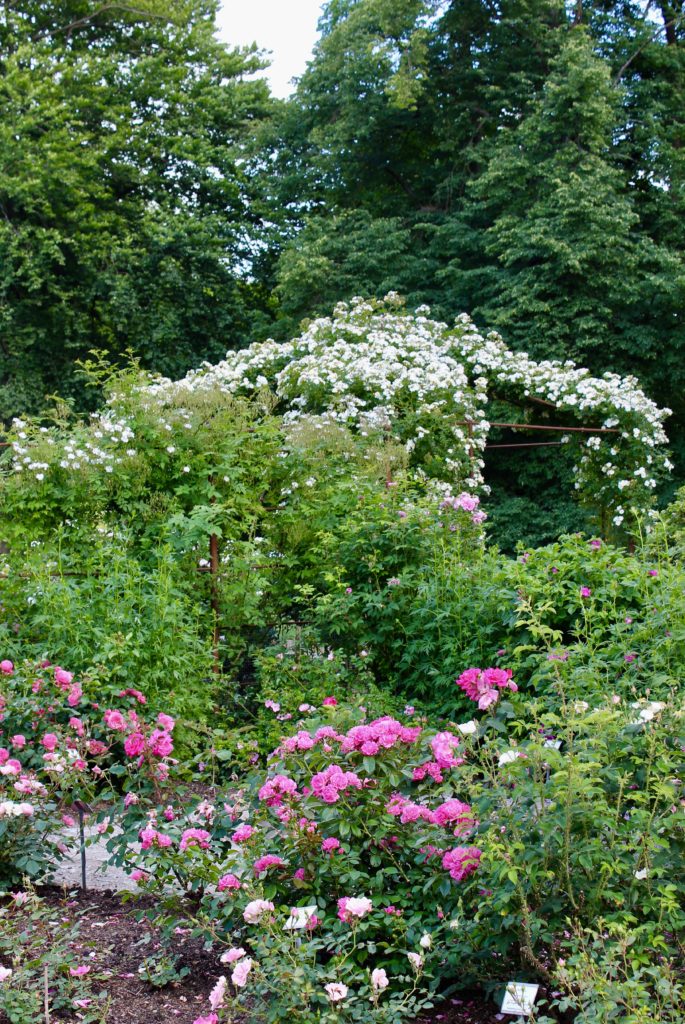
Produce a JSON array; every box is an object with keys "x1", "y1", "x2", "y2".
[
  {"x1": 209, "y1": 532, "x2": 220, "y2": 674},
  {"x1": 73, "y1": 800, "x2": 90, "y2": 891}
]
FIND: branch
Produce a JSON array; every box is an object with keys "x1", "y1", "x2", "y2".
[
  {"x1": 614, "y1": 11, "x2": 685, "y2": 83},
  {"x1": 31, "y1": 3, "x2": 168, "y2": 43}
]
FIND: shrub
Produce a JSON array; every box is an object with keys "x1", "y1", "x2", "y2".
[
  {"x1": 109, "y1": 667, "x2": 683, "y2": 1024},
  {"x1": 0, "y1": 656, "x2": 177, "y2": 884}
]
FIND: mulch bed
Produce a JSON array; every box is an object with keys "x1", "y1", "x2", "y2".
[{"x1": 3, "y1": 887, "x2": 560, "y2": 1023}]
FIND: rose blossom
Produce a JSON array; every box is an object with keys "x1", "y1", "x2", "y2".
[
  {"x1": 209, "y1": 976, "x2": 227, "y2": 1010},
  {"x1": 325, "y1": 982, "x2": 348, "y2": 1002},
  {"x1": 243, "y1": 899, "x2": 274, "y2": 924},
  {"x1": 371, "y1": 967, "x2": 389, "y2": 991},
  {"x1": 220, "y1": 947, "x2": 246, "y2": 964},
  {"x1": 231, "y1": 957, "x2": 253, "y2": 988},
  {"x1": 337, "y1": 896, "x2": 372, "y2": 922}
]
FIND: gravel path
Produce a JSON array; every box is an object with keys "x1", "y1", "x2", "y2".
[{"x1": 49, "y1": 825, "x2": 138, "y2": 892}]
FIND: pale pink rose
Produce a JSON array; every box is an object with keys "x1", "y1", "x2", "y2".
[
  {"x1": 209, "y1": 975, "x2": 227, "y2": 1010},
  {"x1": 371, "y1": 967, "x2": 389, "y2": 991},
  {"x1": 231, "y1": 957, "x2": 253, "y2": 988},
  {"x1": 104, "y1": 709, "x2": 127, "y2": 730},
  {"x1": 243, "y1": 899, "x2": 274, "y2": 924},
  {"x1": 220, "y1": 947, "x2": 246, "y2": 964},
  {"x1": 325, "y1": 982, "x2": 348, "y2": 1002}
]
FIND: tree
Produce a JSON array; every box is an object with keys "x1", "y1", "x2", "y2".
[{"x1": 0, "y1": 0, "x2": 274, "y2": 420}]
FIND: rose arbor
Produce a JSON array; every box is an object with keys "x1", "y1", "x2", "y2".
[{"x1": 149, "y1": 294, "x2": 671, "y2": 525}]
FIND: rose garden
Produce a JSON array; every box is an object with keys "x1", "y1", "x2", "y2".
[{"x1": 0, "y1": 298, "x2": 682, "y2": 1023}]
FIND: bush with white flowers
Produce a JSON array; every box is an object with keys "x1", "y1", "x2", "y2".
[{"x1": 2, "y1": 295, "x2": 670, "y2": 526}]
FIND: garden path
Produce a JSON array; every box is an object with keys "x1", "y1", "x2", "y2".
[{"x1": 49, "y1": 824, "x2": 138, "y2": 892}]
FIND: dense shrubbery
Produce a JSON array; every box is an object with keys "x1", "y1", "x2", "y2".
[
  {"x1": 99, "y1": 679, "x2": 685, "y2": 1023},
  {"x1": 1, "y1": 313, "x2": 685, "y2": 1022}
]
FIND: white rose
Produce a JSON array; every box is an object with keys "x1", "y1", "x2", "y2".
[
  {"x1": 371, "y1": 967, "x2": 389, "y2": 991},
  {"x1": 407, "y1": 952, "x2": 424, "y2": 972},
  {"x1": 456, "y1": 720, "x2": 477, "y2": 736},
  {"x1": 325, "y1": 982, "x2": 349, "y2": 1002}
]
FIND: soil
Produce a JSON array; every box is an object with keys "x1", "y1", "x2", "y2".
[{"x1": 2, "y1": 887, "x2": 561, "y2": 1024}]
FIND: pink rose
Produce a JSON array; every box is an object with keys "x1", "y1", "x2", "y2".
[
  {"x1": 231, "y1": 958, "x2": 253, "y2": 988},
  {"x1": 54, "y1": 667, "x2": 73, "y2": 688},
  {"x1": 217, "y1": 873, "x2": 241, "y2": 892},
  {"x1": 124, "y1": 732, "x2": 145, "y2": 757},
  {"x1": 104, "y1": 709, "x2": 127, "y2": 730},
  {"x1": 220, "y1": 947, "x2": 246, "y2": 964}
]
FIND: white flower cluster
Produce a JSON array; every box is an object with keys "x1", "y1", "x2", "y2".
[
  {"x1": 3, "y1": 296, "x2": 670, "y2": 519},
  {"x1": 146, "y1": 296, "x2": 670, "y2": 513}
]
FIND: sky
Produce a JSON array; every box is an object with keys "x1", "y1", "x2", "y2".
[{"x1": 216, "y1": 1, "x2": 325, "y2": 98}]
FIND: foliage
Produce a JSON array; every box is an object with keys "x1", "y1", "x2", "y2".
[
  {"x1": 0, "y1": 0, "x2": 275, "y2": 421},
  {"x1": 0, "y1": 886, "x2": 107, "y2": 1023},
  {"x1": 0, "y1": 536, "x2": 215, "y2": 726},
  {"x1": 546, "y1": 924, "x2": 685, "y2": 1023},
  {"x1": 101, "y1": 675, "x2": 684, "y2": 1023}
]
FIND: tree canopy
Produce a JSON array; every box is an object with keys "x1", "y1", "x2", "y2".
[{"x1": 0, "y1": 0, "x2": 274, "y2": 420}]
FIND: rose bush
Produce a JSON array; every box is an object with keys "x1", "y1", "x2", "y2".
[
  {"x1": 104, "y1": 669, "x2": 683, "y2": 1024},
  {"x1": 0, "y1": 657, "x2": 178, "y2": 883}
]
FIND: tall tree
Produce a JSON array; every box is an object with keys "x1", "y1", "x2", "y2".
[
  {"x1": 445, "y1": 30, "x2": 683, "y2": 374},
  {"x1": 0, "y1": 0, "x2": 274, "y2": 420}
]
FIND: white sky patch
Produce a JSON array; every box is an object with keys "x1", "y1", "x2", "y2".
[{"x1": 217, "y1": 0, "x2": 324, "y2": 98}]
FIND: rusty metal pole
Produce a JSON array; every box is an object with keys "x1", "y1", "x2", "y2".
[{"x1": 209, "y1": 533, "x2": 220, "y2": 674}]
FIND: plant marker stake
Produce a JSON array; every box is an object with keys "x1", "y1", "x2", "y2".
[
  {"x1": 500, "y1": 981, "x2": 539, "y2": 1020},
  {"x1": 44, "y1": 963, "x2": 50, "y2": 1022},
  {"x1": 73, "y1": 799, "x2": 91, "y2": 891}
]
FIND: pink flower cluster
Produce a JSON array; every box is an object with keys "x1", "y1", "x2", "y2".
[
  {"x1": 102, "y1": 708, "x2": 175, "y2": 767},
  {"x1": 386, "y1": 793, "x2": 434, "y2": 824},
  {"x1": 232, "y1": 823, "x2": 256, "y2": 843},
  {"x1": 441, "y1": 845, "x2": 482, "y2": 882},
  {"x1": 179, "y1": 828, "x2": 211, "y2": 852},
  {"x1": 386, "y1": 794, "x2": 475, "y2": 836},
  {"x1": 340, "y1": 716, "x2": 422, "y2": 755},
  {"x1": 253, "y1": 854, "x2": 286, "y2": 874},
  {"x1": 139, "y1": 826, "x2": 172, "y2": 850},
  {"x1": 456, "y1": 667, "x2": 517, "y2": 710},
  {"x1": 440, "y1": 491, "x2": 487, "y2": 525},
  {"x1": 433, "y1": 799, "x2": 476, "y2": 836},
  {"x1": 310, "y1": 764, "x2": 363, "y2": 804},
  {"x1": 258, "y1": 774, "x2": 298, "y2": 806}
]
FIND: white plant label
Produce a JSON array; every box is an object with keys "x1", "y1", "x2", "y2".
[
  {"x1": 501, "y1": 981, "x2": 539, "y2": 1014},
  {"x1": 283, "y1": 905, "x2": 318, "y2": 931}
]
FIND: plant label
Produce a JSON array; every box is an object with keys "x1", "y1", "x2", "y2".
[
  {"x1": 500, "y1": 981, "x2": 539, "y2": 1015},
  {"x1": 283, "y1": 905, "x2": 318, "y2": 931}
]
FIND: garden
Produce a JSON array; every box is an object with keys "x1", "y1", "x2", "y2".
[{"x1": 0, "y1": 297, "x2": 683, "y2": 1024}]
